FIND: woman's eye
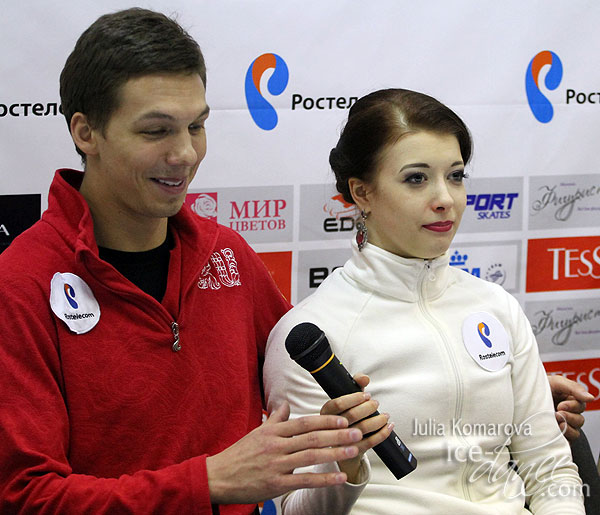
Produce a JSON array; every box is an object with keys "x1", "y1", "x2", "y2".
[
  {"x1": 450, "y1": 170, "x2": 467, "y2": 182},
  {"x1": 405, "y1": 173, "x2": 426, "y2": 184}
]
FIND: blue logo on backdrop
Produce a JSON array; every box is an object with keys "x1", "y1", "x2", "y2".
[
  {"x1": 245, "y1": 53, "x2": 289, "y2": 130},
  {"x1": 466, "y1": 193, "x2": 519, "y2": 220},
  {"x1": 525, "y1": 50, "x2": 563, "y2": 123},
  {"x1": 450, "y1": 251, "x2": 480, "y2": 278}
]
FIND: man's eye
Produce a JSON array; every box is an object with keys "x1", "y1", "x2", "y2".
[
  {"x1": 142, "y1": 128, "x2": 169, "y2": 137},
  {"x1": 189, "y1": 123, "x2": 205, "y2": 133}
]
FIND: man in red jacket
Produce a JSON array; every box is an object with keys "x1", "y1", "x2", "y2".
[
  {"x1": 0, "y1": 8, "x2": 391, "y2": 514},
  {"x1": 0, "y1": 7, "x2": 593, "y2": 515}
]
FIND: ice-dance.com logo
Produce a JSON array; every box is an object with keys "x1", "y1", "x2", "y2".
[
  {"x1": 245, "y1": 53, "x2": 289, "y2": 130},
  {"x1": 525, "y1": 50, "x2": 563, "y2": 123}
]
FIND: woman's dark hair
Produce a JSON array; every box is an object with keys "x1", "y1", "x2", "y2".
[
  {"x1": 329, "y1": 88, "x2": 472, "y2": 204},
  {"x1": 60, "y1": 8, "x2": 206, "y2": 162}
]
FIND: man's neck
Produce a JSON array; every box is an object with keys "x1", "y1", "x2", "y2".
[
  {"x1": 80, "y1": 174, "x2": 169, "y2": 252},
  {"x1": 90, "y1": 209, "x2": 168, "y2": 251}
]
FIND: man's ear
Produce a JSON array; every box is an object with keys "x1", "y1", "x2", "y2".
[
  {"x1": 70, "y1": 112, "x2": 99, "y2": 157},
  {"x1": 348, "y1": 177, "x2": 371, "y2": 213}
]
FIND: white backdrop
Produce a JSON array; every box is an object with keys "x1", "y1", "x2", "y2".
[{"x1": 1, "y1": 1, "x2": 599, "y2": 508}]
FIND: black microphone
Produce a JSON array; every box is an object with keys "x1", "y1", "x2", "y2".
[{"x1": 285, "y1": 322, "x2": 417, "y2": 480}]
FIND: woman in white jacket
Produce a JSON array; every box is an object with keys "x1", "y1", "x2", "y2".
[{"x1": 264, "y1": 89, "x2": 585, "y2": 514}]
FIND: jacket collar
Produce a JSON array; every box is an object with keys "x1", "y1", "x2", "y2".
[
  {"x1": 343, "y1": 240, "x2": 452, "y2": 302},
  {"x1": 40, "y1": 169, "x2": 96, "y2": 253},
  {"x1": 42, "y1": 169, "x2": 218, "y2": 301}
]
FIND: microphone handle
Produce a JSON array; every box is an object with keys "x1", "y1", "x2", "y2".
[{"x1": 311, "y1": 352, "x2": 417, "y2": 479}]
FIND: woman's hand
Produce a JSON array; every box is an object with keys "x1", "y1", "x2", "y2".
[{"x1": 319, "y1": 373, "x2": 394, "y2": 483}]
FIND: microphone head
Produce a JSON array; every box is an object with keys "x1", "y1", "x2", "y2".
[
  {"x1": 285, "y1": 322, "x2": 332, "y2": 371},
  {"x1": 285, "y1": 322, "x2": 324, "y2": 356}
]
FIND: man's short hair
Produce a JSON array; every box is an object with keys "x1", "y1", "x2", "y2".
[{"x1": 59, "y1": 8, "x2": 206, "y2": 162}]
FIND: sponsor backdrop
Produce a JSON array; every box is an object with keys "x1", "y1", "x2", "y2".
[{"x1": 1, "y1": 0, "x2": 599, "y2": 507}]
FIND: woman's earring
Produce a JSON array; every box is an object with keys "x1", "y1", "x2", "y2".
[{"x1": 356, "y1": 211, "x2": 368, "y2": 251}]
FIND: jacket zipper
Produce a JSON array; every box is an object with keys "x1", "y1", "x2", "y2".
[
  {"x1": 83, "y1": 241, "x2": 192, "y2": 353},
  {"x1": 171, "y1": 321, "x2": 181, "y2": 352},
  {"x1": 419, "y1": 261, "x2": 472, "y2": 501},
  {"x1": 109, "y1": 289, "x2": 182, "y2": 353}
]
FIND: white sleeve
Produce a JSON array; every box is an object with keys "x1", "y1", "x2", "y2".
[
  {"x1": 506, "y1": 295, "x2": 584, "y2": 514},
  {"x1": 263, "y1": 312, "x2": 370, "y2": 515},
  {"x1": 280, "y1": 457, "x2": 370, "y2": 515}
]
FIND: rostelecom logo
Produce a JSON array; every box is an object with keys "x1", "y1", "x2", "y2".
[
  {"x1": 245, "y1": 53, "x2": 289, "y2": 130},
  {"x1": 63, "y1": 283, "x2": 78, "y2": 309},
  {"x1": 525, "y1": 50, "x2": 563, "y2": 123},
  {"x1": 477, "y1": 322, "x2": 492, "y2": 348}
]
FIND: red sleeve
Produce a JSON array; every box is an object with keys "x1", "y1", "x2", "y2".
[{"x1": 0, "y1": 276, "x2": 213, "y2": 514}]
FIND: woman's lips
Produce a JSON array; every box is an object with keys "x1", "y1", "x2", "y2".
[{"x1": 423, "y1": 221, "x2": 454, "y2": 232}]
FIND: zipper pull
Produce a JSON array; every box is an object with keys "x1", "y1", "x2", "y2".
[
  {"x1": 171, "y1": 321, "x2": 181, "y2": 352},
  {"x1": 425, "y1": 261, "x2": 436, "y2": 282}
]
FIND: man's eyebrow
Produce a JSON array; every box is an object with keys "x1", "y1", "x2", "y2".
[
  {"x1": 136, "y1": 111, "x2": 175, "y2": 122},
  {"x1": 135, "y1": 106, "x2": 210, "y2": 122}
]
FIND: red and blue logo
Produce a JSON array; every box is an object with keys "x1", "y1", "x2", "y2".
[
  {"x1": 478, "y1": 322, "x2": 492, "y2": 348},
  {"x1": 245, "y1": 53, "x2": 289, "y2": 130},
  {"x1": 525, "y1": 51, "x2": 563, "y2": 123},
  {"x1": 64, "y1": 283, "x2": 78, "y2": 309}
]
